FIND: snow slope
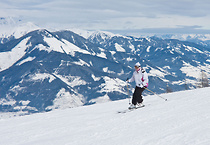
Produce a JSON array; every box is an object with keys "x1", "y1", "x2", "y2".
[{"x1": 0, "y1": 87, "x2": 210, "y2": 145}]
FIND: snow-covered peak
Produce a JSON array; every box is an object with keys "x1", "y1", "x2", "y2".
[
  {"x1": 155, "y1": 34, "x2": 210, "y2": 41},
  {"x1": 0, "y1": 17, "x2": 39, "y2": 40},
  {"x1": 183, "y1": 34, "x2": 210, "y2": 41},
  {"x1": 12, "y1": 22, "x2": 39, "y2": 38},
  {"x1": 89, "y1": 30, "x2": 120, "y2": 41},
  {"x1": 92, "y1": 30, "x2": 117, "y2": 38},
  {"x1": 69, "y1": 28, "x2": 95, "y2": 39},
  {"x1": 87, "y1": 30, "x2": 126, "y2": 46},
  {"x1": 0, "y1": 17, "x2": 18, "y2": 25},
  {"x1": 88, "y1": 31, "x2": 114, "y2": 41}
]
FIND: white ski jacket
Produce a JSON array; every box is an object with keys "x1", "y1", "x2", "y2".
[{"x1": 128, "y1": 68, "x2": 149, "y2": 88}]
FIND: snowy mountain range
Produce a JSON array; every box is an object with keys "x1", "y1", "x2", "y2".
[
  {"x1": 0, "y1": 17, "x2": 39, "y2": 44},
  {"x1": 0, "y1": 19, "x2": 210, "y2": 115},
  {"x1": 155, "y1": 34, "x2": 210, "y2": 49}
]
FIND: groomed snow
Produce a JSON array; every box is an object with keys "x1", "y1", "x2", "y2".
[{"x1": 0, "y1": 88, "x2": 210, "y2": 145}]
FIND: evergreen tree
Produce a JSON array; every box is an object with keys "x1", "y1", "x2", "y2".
[
  {"x1": 197, "y1": 70, "x2": 209, "y2": 88},
  {"x1": 166, "y1": 83, "x2": 172, "y2": 93},
  {"x1": 185, "y1": 79, "x2": 188, "y2": 90}
]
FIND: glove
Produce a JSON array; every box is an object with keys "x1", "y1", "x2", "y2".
[
  {"x1": 126, "y1": 78, "x2": 129, "y2": 82},
  {"x1": 144, "y1": 83, "x2": 148, "y2": 88}
]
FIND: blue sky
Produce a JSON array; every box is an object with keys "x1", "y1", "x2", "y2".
[{"x1": 1, "y1": 0, "x2": 210, "y2": 35}]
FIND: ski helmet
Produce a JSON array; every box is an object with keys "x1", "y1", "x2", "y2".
[{"x1": 135, "y1": 62, "x2": 141, "y2": 68}]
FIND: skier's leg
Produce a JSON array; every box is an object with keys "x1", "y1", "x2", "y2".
[
  {"x1": 132, "y1": 87, "x2": 138, "y2": 105},
  {"x1": 137, "y1": 88, "x2": 145, "y2": 104}
]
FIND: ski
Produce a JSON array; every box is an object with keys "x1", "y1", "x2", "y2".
[
  {"x1": 128, "y1": 104, "x2": 145, "y2": 110},
  {"x1": 117, "y1": 105, "x2": 145, "y2": 114}
]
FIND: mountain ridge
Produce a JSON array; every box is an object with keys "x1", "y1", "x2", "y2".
[{"x1": 0, "y1": 28, "x2": 210, "y2": 115}]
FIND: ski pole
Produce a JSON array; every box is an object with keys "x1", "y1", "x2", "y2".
[
  {"x1": 145, "y1": 87, "x2": 167, "y2": 101},
  {"x1": 127, "y1": 82, "x2": 131, "y2": 105}
]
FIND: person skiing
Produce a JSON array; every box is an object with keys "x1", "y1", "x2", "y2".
[{"x1": 127, "y1": 62, "x2": 149, "y2": 109}]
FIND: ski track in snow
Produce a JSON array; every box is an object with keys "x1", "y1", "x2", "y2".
[{"x1": 0, "y1": 88, "x2": 210, "y2": 145}]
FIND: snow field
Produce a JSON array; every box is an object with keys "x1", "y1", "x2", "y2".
[
  {"x1": 0, "y1": 37, "x2": 31, "y2": 71},
  {"x1": 0, "y1": 87, "x2": 210, "y2": 145}
]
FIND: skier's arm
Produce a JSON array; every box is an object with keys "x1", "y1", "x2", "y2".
[
  {"x1": 142, "y1": 71, "x2": 149, "y2": 87},
  {"x1": 127, "y1": 74, "x2": 135, "y2": 83}
]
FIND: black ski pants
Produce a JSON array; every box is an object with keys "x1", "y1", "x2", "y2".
[{"x1": 132, "y1": 86, "x2": 145, "y2": 105}]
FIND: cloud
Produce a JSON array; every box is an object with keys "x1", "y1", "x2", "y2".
[
  {"x1": 109, "y1": 25, "x2": 210, "y2": 36},
  {"x1": 0, "y1": 0, "x2": 210, "y2": 34},
  {"x1": 139, "y1": 0, "x2": 210, "y2": 17}
]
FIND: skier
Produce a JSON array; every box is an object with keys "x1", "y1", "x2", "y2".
[{"x1": 127, "y1": 62, "x2": 149, "y2": 109}]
